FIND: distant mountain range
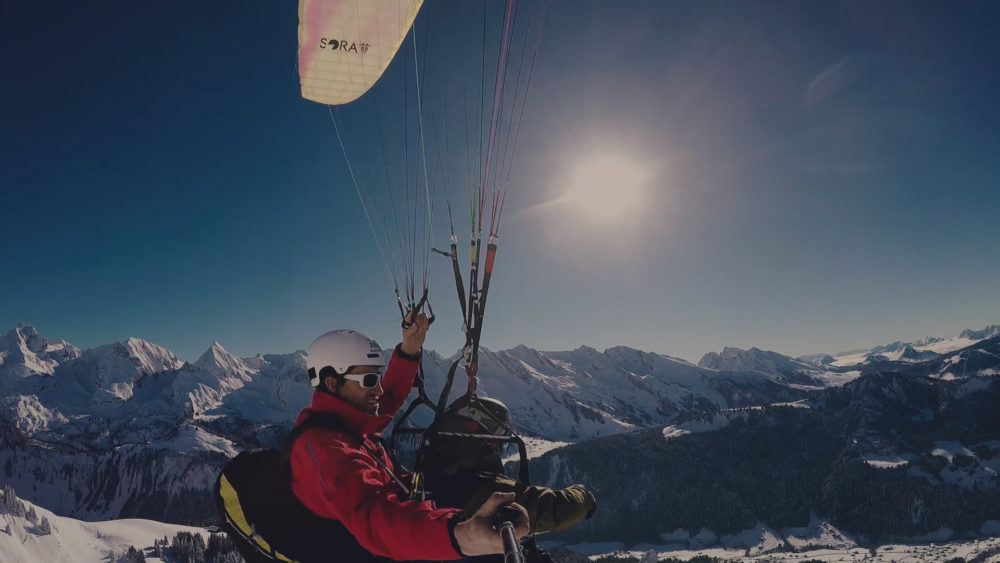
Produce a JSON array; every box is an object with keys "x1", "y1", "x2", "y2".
[{"x1": 1, "y1": 323, "x2": 998, "y2": 532}]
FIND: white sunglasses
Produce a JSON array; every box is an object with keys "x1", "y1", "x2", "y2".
[{"x1": 343, "y1": 371, "x2": 382, "y2": 388}]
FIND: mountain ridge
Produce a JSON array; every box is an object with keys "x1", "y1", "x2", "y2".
[{"x1": 1, "y1": 323, "x2": 998, "y2": 526}]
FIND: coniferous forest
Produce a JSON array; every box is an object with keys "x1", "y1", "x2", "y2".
[{"x1": 528, "y1": 372, "x2": 1000, "y2": 546}]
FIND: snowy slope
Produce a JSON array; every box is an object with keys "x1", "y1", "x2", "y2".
[
  {"x1": 572, "y1": 532, "x2": 1000, "y2": 562},
  {"x1": 698, "y1": 346, "x2": 822, "y2": 386},
  {"x1": 0, "y1": 489, "x2": 211, "y2": 563},
  {"x1": 6, "y1": 482, "x2": 998, "y2": 563}
]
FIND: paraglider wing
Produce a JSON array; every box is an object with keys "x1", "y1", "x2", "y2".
[{"x1": 298, "y1": 0, "x2": 423, "y2": 105}]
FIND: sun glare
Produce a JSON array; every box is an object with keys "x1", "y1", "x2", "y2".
[{"x1": 564, "y1": 155, "x2": 648, "y2": 223}]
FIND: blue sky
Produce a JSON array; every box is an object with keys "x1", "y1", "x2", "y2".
[{"x1": 2, "y1": 1, "x2": 998, "y2": 363}]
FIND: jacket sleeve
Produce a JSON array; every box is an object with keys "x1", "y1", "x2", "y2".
[
  {"x1": 516, "y1": 484, "x2": 596, "y2": 534},
  {"x1": 291, "y1": 428, "x2": 464, "y2": 560},
  {"x1": 379, "y1": 345, "x2": 419, "y2": 418}
]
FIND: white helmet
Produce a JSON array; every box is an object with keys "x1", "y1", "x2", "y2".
[{"x1": 306, "y1": 330, "x2": 385, "y2": 388}]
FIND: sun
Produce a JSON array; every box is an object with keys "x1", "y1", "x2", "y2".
[{"x1": 562, "y1": 155, "x2": 648, "y2": 223}]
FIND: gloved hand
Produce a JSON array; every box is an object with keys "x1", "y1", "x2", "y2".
[{"x1": 565, "y1": 484, "x2": 596, "y2": 519}]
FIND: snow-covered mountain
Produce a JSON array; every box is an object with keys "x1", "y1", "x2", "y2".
[
  {"x1": 1, "y1": 323, "x2": 998, "y2": 526},
  {"x1": 0, "y1": 324, "x2": 79, "y2": 381},
  {"x1": 0, "y1": 327, "x2": 313, "y2": 523},
  {"x1": 805, "y1": 324, "x2": 1000, "y2": 367},
  {"x1": 698, "y1": 346, "x2": 825, "y2": 386}
]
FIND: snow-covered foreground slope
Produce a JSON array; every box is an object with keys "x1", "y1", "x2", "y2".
[
  {"x1": 4, "y1": 487, "x2": 999, "y2": 563},
  {"x1": 0, "y1": 492, "x2": 211, "y2": 563},
  {"x1": 570, "y1": 534, "x2": 1000, "y2": 562},
  {"x1": 560, "y1": 519, "x2": 1000, "y2": 561}
]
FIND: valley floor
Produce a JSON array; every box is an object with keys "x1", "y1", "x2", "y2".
[{"x1": 565, "y1": 536, "x2": 1000, "y2": 561}]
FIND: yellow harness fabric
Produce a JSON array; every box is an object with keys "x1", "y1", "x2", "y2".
[{"x1": 219, "y1": 474, "x2": 297, "y2": 562}]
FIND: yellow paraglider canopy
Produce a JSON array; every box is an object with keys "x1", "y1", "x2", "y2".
[{"x1": 298, "y1": 0, "x2": 423, "y2": 105}]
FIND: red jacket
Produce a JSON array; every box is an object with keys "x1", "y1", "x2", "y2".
[{"x1": 289, "y1": 346, "x2": 464, "y2": 561}]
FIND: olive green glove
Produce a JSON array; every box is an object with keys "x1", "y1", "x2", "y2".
[{"x1": 515, "y1": 483, "x2": 596, "y2": 533}]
